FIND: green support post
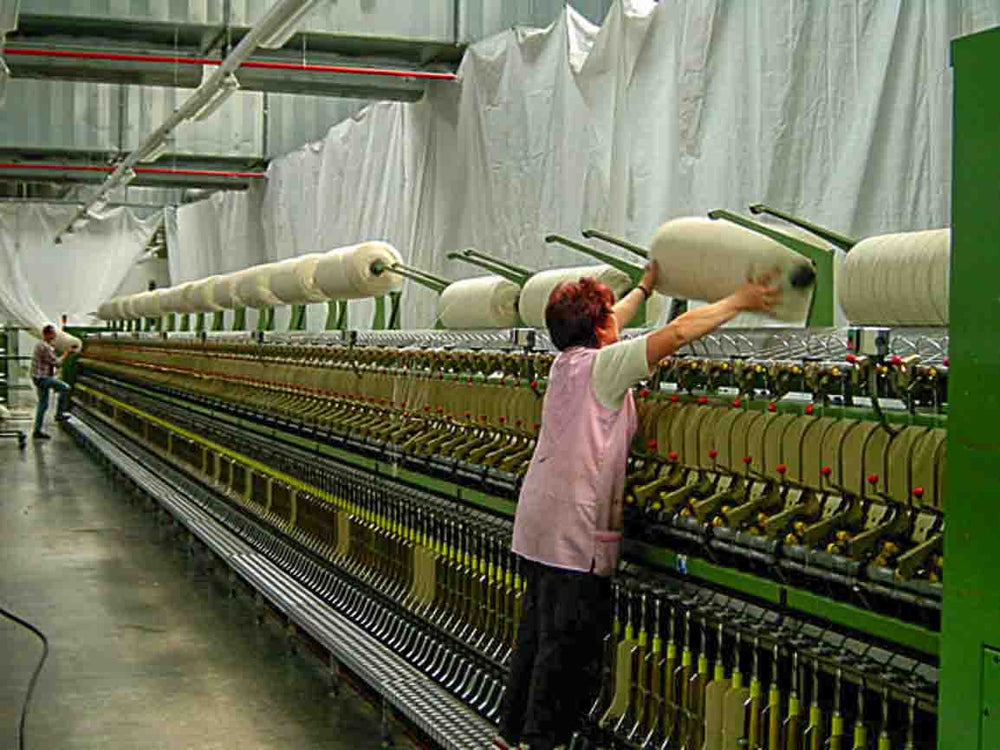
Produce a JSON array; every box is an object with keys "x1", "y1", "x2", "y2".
[
  {"x1": 212, "y1": 311, "x2": 224, "y2": 331},
  {"x1": 707, "y1": 209, "x2": 836, "y2": 328},
  {"x1": 194, "y1": 313, "x2": 205, "y2": 333},
  {"x1": 942, "y1": 27, "x2": 1000, "y2": 750},
  {"x1": 325, "y1": 300, "x2": 348, "y2": 331},
  {"x1": 371, "y1": 296, "x2": 387, "y2": 331},
  {"x1": 165, "y1": 313, "x2": 176, "y2": 333},
  {"x1": 179, "y1": 313, "x2": 191, "y2": 332},
  {"x1": 232, "y1": 308, "x2": 246, "y2": 331},
  {"x1": 255, "y1": 308, "x2": 274, "y2": 332},
  {"x1": 289, "y1": 305, "x2": 307, "y2": 332}
]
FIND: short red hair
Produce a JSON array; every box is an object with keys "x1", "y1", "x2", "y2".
[{"x1": 545, "y1": 278, "x2": 614, "y2": 350}]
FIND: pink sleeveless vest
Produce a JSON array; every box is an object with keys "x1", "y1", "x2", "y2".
[{"x1": 512, "y1": 346, "x2": 638, "y2": 576}]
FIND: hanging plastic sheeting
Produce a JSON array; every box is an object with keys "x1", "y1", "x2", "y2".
[
  {"x1": 163, "y1": 1, "x2": 1000, "y2": 330},
  {"x1": 0, "y1": 202, "x2": 160, "y2": 326}
]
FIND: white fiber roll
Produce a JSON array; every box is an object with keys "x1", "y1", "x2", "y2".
[
  {"x1": 645, "y1": 292, "x2": 668, "y2": 325},
  {"x1": 649, "y1": 217, "x2": 817, "y2": 322},
  {"x1": 51, "y1": 330, "x2": 82, "y2": 353},
  {"x1": 233, "y1": 265, "x2": 283, "y2": 309},
  {"x1": 190, "y1": 276, "x2": 225, "y2": 312},
  {"x1": 130, "y1": 291, "x2": 154, "y2": 318},
  {"x1": 269, "y1": 254, "x2": 328, "y2": 304},
  {"x1": 838, "y1": 229, "x2": 949, "y2": 326},
  {"x1": 96, "y1": 301, "x2": 113, "y2": 321},
  {"x1": 438, "y1": 276, "x2": 521, "y2": 329},
  {"x1": 213, "y1": 274, "x2": 242, "y2": 309},
  {"x1": 313, "y1": 242, "x2": 404, "y2": 300},
  {"x1": 518, "y1": 265, "x2": 632, "y2": 328},
  {"x1": 159, "y1": 285, "x2": 187, "y2": 314}
]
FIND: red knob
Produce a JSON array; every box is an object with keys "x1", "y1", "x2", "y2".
[
  {"x1": 670, "y1": 394, "x2": 680, "y2": 403},
  {"x1": 648, "y1": 439, "x2": 658, "y2": 451},
  {"x1": 668, "y1": 451, "x2": 679, "y2": 462},
  {"x1": 467, "y1": 377, "x2": 474, "y2": 385},
  {"x1": 530, "y1": 380, "x2": 539, "y2": 389},
  {"x1": 821, "y1": 466, "x2": 832, "y2": 477},
  {"x1": 464, "y1": 411, "x2": 471, "y2": 419},
  {"x1": 639, "y1": 388, "x2": 650, "y2": 398},
  {"x1": 742, "y1": 456, "x2": 752, "y2": 465},
  {"x1": 516, "y1": 420, "x2": 523, "y2": 428},
  {"x1": 480, "y1": 415, "x2": 487, "y2": 423},
  {"x1": 437, "y1": 406, "x2": 444, "y2": 414},
  {"x1": 943, "y1": 357, "x2": 950, "y2": 367},
  {"x1": 867, "y1": 473, "x2": 879, "y2": 485},
  {"x1": 698, "y1": 396, "x2": 708, "y2": 405},
  {"x1": 708, "y1": 449, "x2": 718, "y2": 459},
  {"x1": 776, "y1": 464, "x2": 787, "y2": 474},
  {"x1": 733, "y1": 398, "x2": 741, "y2": 408},
  {"x1": 845, "y1": 353, "x2": 857, "y2": 364},
  {"x1": 767, "y1": 402, "x2": 777, "y2": 412},
  {"x1": 913, "y1": 487, "x2": 925, "y2": 499},
  {"x1": 423, "y1": 405, "x2": 431, "y2": 412},
  {"x1": 890, "y1": 355, "x2": 902, "y2": 366},
  {"x1": 534, "y1": 423, "x2": 541, "y2": 432},
  {"x1": 805, "y1": 404, "x2": 814, "y2": 415},
  {"x1": 498, "y1": 416, "x2": 506, "y2": 424}
]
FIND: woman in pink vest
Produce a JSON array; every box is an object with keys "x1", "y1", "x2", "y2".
[{"x1": 493, "y1": 263, "x2": 779, "y2": 750}]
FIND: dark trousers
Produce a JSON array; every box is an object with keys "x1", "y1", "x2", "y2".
[{"x1": 499, "y1": 557, "x2": 612, "y2": 750}]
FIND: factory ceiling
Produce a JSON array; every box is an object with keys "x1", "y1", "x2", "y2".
[{"x1": 0, "y1": 5, "x2": 465, "y2": 194}]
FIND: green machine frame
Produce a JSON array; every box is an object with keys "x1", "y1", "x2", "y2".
[{"x1": 941, "y1": 26, "x2": 1000, "y2": 750}]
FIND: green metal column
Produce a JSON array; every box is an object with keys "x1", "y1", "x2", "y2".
[{"x1": 942, "y1": 26, "x2": 1000, "y2": 750}]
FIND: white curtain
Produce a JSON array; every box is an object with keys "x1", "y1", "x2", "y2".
[
  {"x1": 0, "y1": 204, "x2": 161, "y2": 329},
  {"x1": 170, "y1": 0, "x2": 1000, "y2": 330}
]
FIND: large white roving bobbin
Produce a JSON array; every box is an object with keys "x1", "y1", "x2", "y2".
[
  {"x1": 838, "y1": 228, "x2": 950, "y2": 325},
  {"x1": 438, "y1": 276, "x2": 521, "y2": 329},
  {"x1": 313, "y1": 242, "x2": 404, "y2": 300},
  {"x1": 649, "y1": 217, "x2": 817, "y2": 322},
  {"x1": 269, "y1": 254, "x2": 328, "y2": 305}
]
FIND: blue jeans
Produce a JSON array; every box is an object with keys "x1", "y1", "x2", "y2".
[{"x1": 33, "y1": 376, "x2": 70, "y2": 433}]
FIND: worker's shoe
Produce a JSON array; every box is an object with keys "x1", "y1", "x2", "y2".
[{"x1": 32, "y1": 431, "x2": 51, "y2": 440}]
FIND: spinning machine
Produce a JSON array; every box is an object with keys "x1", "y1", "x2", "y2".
[{"x1": 61, "y1": 29, "x2": 997, "y2": 750}]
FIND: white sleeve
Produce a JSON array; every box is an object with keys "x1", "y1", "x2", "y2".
[{"x1": 591, "y1": 335, "x2": 653, "y2": 410}]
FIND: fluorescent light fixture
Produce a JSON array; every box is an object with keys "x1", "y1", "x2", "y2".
[
  {"x1": 138, "y1": 141, "x2": 168, "y2": 163},
  {"x1": 257, "y1": 0, "x2": 323, "y2": 49},
  {"x1": 194, "y1": 74, "x2": 239, "y2": 122},
  {"x1": 0, "y1": 1, "x2": 20, "y2": 33}
]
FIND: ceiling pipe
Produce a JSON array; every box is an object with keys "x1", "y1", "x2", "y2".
[
  {"x1": 0, "y1": 162, "x2": 264, "y2": 179},
  {"x1": 4, "y1": 47, "x2": 458, "y2": 80},
  {"x1": 52, "y1": 0, "x2": 326, "y2": 242}
]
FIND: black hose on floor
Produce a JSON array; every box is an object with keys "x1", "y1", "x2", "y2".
[{"x1": 0, "y1": 603, "x2": 49, "y2": 750}]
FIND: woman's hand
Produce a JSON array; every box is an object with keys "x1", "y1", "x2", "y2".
[
  {"x1": 640, "y1": 261, "x2": 659, "y2": 293},
  {"x1": 731, "y1": 271, "x2": 781, "y2": 313}
]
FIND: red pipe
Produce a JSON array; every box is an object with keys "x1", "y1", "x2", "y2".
[
  {"x1": 0, "y1": 162, "x2": 265, "y2": 178},
  {"x1": 3, "y1": 47, "x2": 458, "y2": 80}
]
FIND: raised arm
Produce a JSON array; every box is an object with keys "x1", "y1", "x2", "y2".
[
  {"x1": 645, "y1": 274, "x2": 779, "y2": 368},
  {"x1": 612, "y1": 262, "x2": 658, "y2": 330}
]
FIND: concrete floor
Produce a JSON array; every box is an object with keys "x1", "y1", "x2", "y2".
[{"x1": 0, "y1": 422, "x2": 417, "y2": 750}]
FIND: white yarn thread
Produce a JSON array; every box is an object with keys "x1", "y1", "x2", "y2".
[
  {"x1": 438, "y1": 276, "x2": 521, "y2": 329},
  {"x1": 313, "y1": 242, "x2": 404, "y2": 300},
  {"x1": 269, "y1": 254, "x2": 328, "y2": 305},
  {"x1": 839, "y1": 229, "x2": 949, "y2": 325},
  {"x1": 518, "y1": 265, "x2": 632, "y2": 328},
  {"x1": 649, "y1": 217, "x2": 817, "y2": 322}
]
